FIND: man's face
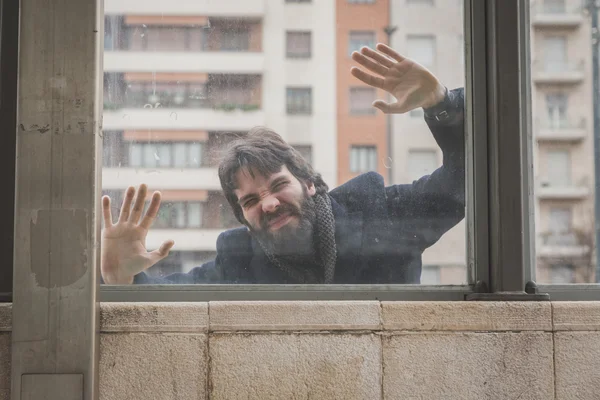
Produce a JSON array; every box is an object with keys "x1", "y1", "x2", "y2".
[{"x1": 234, "y1": 165, "x2": 317, "y2": 255}]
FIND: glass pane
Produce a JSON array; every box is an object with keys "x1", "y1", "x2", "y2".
[
  {"x1": 531, "y1": 4, "x2": 596, "y2": 284},
  {"x1": 187, "y1": 202, "x2": 203, "y2": 228},
  {"x1": 101, "y1": 1, "x2": 467, "y2": 286},
  {"x1": 174, "y1": 143, "x2": 187, "y2": 168}
]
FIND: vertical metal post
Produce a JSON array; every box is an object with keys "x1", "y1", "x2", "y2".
[
  {"x1": 0, "y1": 0, "x2": 19, "y2": 303},
  {"x1": 11, "y1": 0, "x2": 102, "y2": 398},
  {"x1": 589, "y1": 0, "x2": 600, "y2": 283},
  {"x1": 467, "y1": 0, "x2": 546, "y2": 300}
]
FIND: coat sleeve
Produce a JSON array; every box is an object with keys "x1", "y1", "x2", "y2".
[
  {"x1": 385, "y1": 87, "x2": 466, "y2": 250},
  {"x1": 129, "y1": 228, "x2": 254, "y2": 284}
]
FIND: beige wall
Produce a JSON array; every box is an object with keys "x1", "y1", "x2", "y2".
[{"x1": 3, "y1": 301, "x2": 600, "y2": 399}]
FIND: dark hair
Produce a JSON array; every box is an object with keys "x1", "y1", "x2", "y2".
[{"x1": 218, "y1": 126, "x2": 328, "y2": 224}]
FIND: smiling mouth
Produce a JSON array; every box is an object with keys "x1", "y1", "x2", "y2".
[{"x1": 268, "y1": 214, "x2": 292, "y2": 231}]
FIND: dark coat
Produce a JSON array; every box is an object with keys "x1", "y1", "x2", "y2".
[{"x1": 134, "y1": 87, "x2": 465, "y2": 284}]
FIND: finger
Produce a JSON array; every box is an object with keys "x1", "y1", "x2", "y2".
[
  {"x1": 102, "y1": 196, "x2": 113, "y2": 228},
  {"x1": 376, "y1": 43, "x2": 406, "y2": 63},
  {"x1": 351, "y1": 67, "x2": 385, "y2": 89},
  {"x1": 148, "y1": 240, "x2": 175, "y2": 264},
  {"x1": 129, "y1": 184, "x2": 148, "y2": 224},
  {"x1": 351, "y1": 51, "x2": 388, "y2": 76},
  {"x1": 139, "y1": 191, "x2": 161, "y2": 229},
  {"x1": 360, "y1": 47, "x2": 395, "y2": 68},
  {"x1": 118, "y1": 186, "x2": 135, "y2": 223},
  {"x1": 373, "y1": 100, "x2": 404, "y2": 114}
]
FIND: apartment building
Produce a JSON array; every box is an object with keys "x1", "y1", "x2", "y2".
[
  {"x1": 531, "y1": 0, "x2": 596, "y2": 284},
  {"x1": 336, "y1": 0, "x2": 390, "y2": 184},
  {"x1": 102, "y1": 0, "x2": 337, "y2": 277}
]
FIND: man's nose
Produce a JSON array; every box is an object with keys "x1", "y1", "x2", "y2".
[{"x1": 262, "y1": 195, "x2": 280, "y2": 213}]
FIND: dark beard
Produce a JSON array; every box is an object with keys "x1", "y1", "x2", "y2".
[{"x1": 250, "y1": 192, "x2": 317, "y2": 257}]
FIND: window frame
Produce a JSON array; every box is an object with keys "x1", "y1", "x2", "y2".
[{"x1": 12, "y1": 0, "x2": 600, "y2": 304}]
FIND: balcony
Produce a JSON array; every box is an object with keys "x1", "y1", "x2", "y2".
[
  {"x1": 103, "y1": 107, "x2": 265, "y2": 131},
  {"x1": 532, "y1": 61, "x2": 584, "y2": 84},
  {"x1": 102, "y1": 167, "x2": 221, "y2": 191},
  {"x1": 536, "y1": 233, "x2": 590, "y2": 258},
  {"x1": 536, "y1": 183, "x2": 590, "y2": 200},
  {"x1": 535, "y1": 118, "x2": 587, "y2": 142},
  {"x1": 104, "y1": 0, "x2": 265, "y2": 17},
  {"x1": 146, "y1": 229, "x2": 224, "y2": 252},
  {"x1": 531, "y1": 4, "x2": 583, "y2": 28},
  {"x1": 104, "y1": 52, "x2": 264, "y2": 74}
]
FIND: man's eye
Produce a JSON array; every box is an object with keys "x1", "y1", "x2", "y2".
[
  {"x1": 243, "y1": 199, "x2": 256, "y2": 208},
  {"x1": 273, "y1": 182, "x2": 287, "y2": 190}
]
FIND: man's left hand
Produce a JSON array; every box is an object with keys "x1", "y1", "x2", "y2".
[{"x1": 351, "y1": 43, "x2": 446, "y2": 114}]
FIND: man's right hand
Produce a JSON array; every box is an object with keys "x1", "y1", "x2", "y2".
[{"x1": 101, "y1": 184, "x2": 175, "y2": 284}]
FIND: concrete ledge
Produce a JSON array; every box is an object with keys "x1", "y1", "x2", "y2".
[
  {"x1": 382, "y1": 301, "x2": 552, "y2": 331},
  {"x1": 100, "y1": 303, "x2": 209, "y2": 332},
  {"x1": 209, "y1": 301, "x2": 381, "y2": 331},
  {"x1": 0, "y1": 389, "x2": 9, "y2": 400},
  {"x1": 209, "y1": 333, "x2": 381, "y2": 399},
  {"x1": 0, "y1": 304, "x2": 10, "y2": 332},
  {"x1": 383, "y1": 332, "x2": 554, "y2": 399},
  {"x1": 100, "y1": 333, "x2": 207, "y2": 400},
  {"x1": 0, "y1": 334, "x2": 10, "y2": 394},
  {"x1": 555, "y1": 332, "x2": 600, "y2": 399},
  {"x1": 553, "y1": 302, "x2": 600, "y2": 331}
]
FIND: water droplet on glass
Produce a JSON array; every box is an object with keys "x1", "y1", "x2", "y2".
[
  {"x1": 383, "y1": 157, "x2": 393, "y2": 169},
  {"x1": 154, "y1": 102, "x2": 161, "y2": 108},
  {"x1": 140, "y1": 33, "x2": 145, "y2": 37},
  {"x1": 143, "y1": 104, "x2": 152, "y2": 109},
  {"x1": 154, "y1": 153, "x2": 160, "y2": 161},
  {"x1": 142, "y1": 24, "x2": 147, "y2": 28},
  {"x1": 122, "y1": 114, "x2": 130, "y2": 120},
  {"x1": 375, "y1": 238, "x2": 379, "y2": 243},
  {"x1": 170, "y1": 112, "x2": 178, "y2": 121}
]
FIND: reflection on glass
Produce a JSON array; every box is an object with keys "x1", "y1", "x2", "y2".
[
  {"x1": 100, "y1": 1, "x2": 467, "y2": 285},
  {"x1": 531, "y1": 1, "x2": 597, "y2": 284}
]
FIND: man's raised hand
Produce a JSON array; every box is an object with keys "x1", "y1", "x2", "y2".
[
  {"x1": 101, "y1": 184, "x2": 174, "y2": 284},
  {"x1": 351, "y1": 43, "x2": 446, "y2": 114}
]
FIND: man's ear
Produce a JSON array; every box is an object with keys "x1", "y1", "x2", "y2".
[{"x1": 305, "y1": 181, "x2": 316, "y2": 196}]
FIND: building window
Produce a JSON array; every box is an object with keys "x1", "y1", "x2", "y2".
[
  {"x1": 286, "y1": 88, "x2": 312, "y2": 115},
  {"x1": 545, "y1": 149, "x2": 571, "y2": 187},
  {"x1": 349, "y1": 87, "x2": 376, "y2": 115},
  {"x1": 220, "y1": 27, "x2": 250, "y2": 51},
  {"x1": 546, "y1": 207, "x2": 575, "y2": 246},
  {"x1": 406, "y1": 35, "x2": 436, "y2": 70},
  {"x1": 543, "y1": 0, "x2": 566, "y2": 13},
  {"x1": 408, "y1": 150, "x2": 438, "y2": 181},
  {"x1": 549, "y1": 264, "x2": 574, "y2": 284},
  {"x1": 151, "y1": 201, "x2": 204, "y2": 229},
  {"x1": 543, "y1": 35, "x2": 567, "y2": 72},
  {"x1": 348, "y1": 31, "x2": 376, "y2": 56},
  {"x1": 350, "y1": 146, "x2": 377, "y2": 173},
  {"x1": 293, "y1": 145, "x2": 313, "y2": 165},
  {"x1": 128, "y1": 142, "x2": 203, "y2": 168},
  {"x1": 546, "y1": 93, "x2": 568, "y2": 128},
  {"x1": 421, "y1": 265, "x2": 441, "y2": 284},
  {"x1": 286, "y1": 31, "x2": 312, "y2": 58}
]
